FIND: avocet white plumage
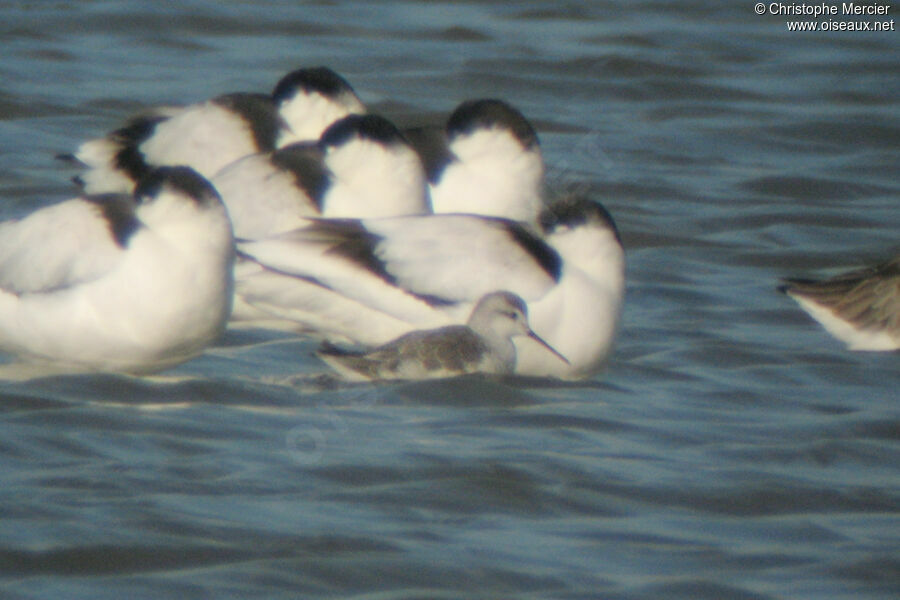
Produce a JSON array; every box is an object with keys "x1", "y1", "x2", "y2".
[
  {"x1": 404, "y1": 98, "x2": 544, "y2": 224},
  {"x1": 0, "y1": 167, "x2": 234, "y2": 374},
  {"x1": 66, "y1": 66, "x2": 365, "y2": 195},
  {"x1": 213, "y1": 113, "x2": 430, "y2": 240},
  {"x1": 235, "y1": 196, "x2": 624, "y2": 379}
]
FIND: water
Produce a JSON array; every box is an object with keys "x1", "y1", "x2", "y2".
[{"x1": 1, "y1": 1, "x2": 898, "y2": 598}]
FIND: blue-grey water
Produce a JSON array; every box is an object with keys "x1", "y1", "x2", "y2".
[{"x1": 1, "y1": 1, "x2": 898, "y2": 598}]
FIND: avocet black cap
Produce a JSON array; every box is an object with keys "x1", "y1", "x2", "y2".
[
  {"x1": 319, "y1": 114, "x2": 407, "y2": 149},
  {"x1": 272, "y1": 66, "x2": 358, "y2": 104},
  {"x1": 539, "y1": 196, "x2": 621, "y2": 246},
  {"x1": 446, "y1": 99, "x2": 539, "y2": 149},
  {"x1": 134, "y1": 166, "x2": 221, "y2": 207}
]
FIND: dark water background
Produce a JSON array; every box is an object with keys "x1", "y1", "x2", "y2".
[{"x1": 1, "y1": 1, "x2": 898, "y2": 598}]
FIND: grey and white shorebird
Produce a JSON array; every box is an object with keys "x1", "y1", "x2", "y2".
[
  {"x1": 403, "y1": 98, "x2": 544, "y2": 224},
  {"x1": 779, "y1": 254, "x2": 900, "y2": 351},
  {"x1": 316, "y1": 291, "x2": 569, "y2": 381},
  {"x1": 0, "y1": 167, "x2": 235, "y2": 374},
  {"x1": 63, "y1": 66, "x2": 365, "y2": 195},
  {"x1": 235, "y1": 195, "x2": 624, "y2": 379},
  {"x1": 212, "y1": 113, "x2": 431, "y2": 240}
]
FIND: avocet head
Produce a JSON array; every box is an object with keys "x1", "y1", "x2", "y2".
[
  {"x1": 272, "y1": 66, "x2": 366, "y2": 144},
  {"x1": 133, "y1": 166, "x2": 231, "y2": 236},
  {"x1": 446, "y1": 99, "x2": 540, "y2": 154},
  {"x1": 431, "y1": 99, "x2": 544, "y2": 223},
  {"x1": 539, "y1": 195, "x2": 623, "y2": 283},
  {"x1": 317, "y1": 114, "x2": 430, "y2": 217}
]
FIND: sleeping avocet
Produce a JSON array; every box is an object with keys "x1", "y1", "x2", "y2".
[
  {"x1": 236, "y1": 196, "x2": 624, "y2": 379},
  {"x1": 65, "y1": 66, "x2": 365, "y2": 194},
  {"x1": 0, "y1": 167, "x2": 234, "y2": 374},
  {"x1": 213, "y1": 113, "x2": 430, "y2": 240},
  {"x1": 404, "y1": 98, "x2": 544, "y2": 224}
]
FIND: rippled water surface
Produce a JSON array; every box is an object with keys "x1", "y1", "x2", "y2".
[{"x1": 1, "y1": 1, "x2": 898, "y2": 598}]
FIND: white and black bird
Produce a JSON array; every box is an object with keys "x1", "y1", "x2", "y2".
[
  {"x1": 0, "y1": 167, "x2": 235, "y2": 374},
  {"x1": 316, "y1": 291, "x2": 568, "y2": 381},
  {"x1": 404, "y1": 98, "x2": 544, "y2": 224},
  {"x1": 235, "y1": 196, "x2": 624, "y2": 379},
  {"x1": 213, "y1": 113, "x2": 431, "y2": 240},
  {"x1": 64, "y1": 66, "x2": 365, "y2": 195},
  {"x1": 780, "y1": 254, "x2": 900, "y2": 351}
]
